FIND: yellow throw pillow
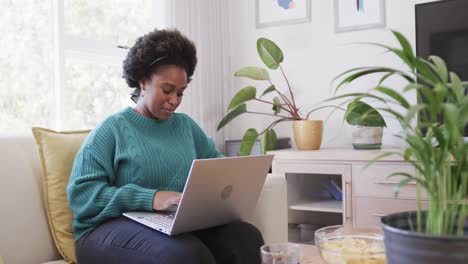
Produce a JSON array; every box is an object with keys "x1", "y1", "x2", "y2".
[{"x1": 32, "y1": 127, "x2": 90, "y2": 264}]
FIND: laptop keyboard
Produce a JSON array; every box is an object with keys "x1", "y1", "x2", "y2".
[{"x1": 146, "y1": 213, "x2": 175, "y2": 229}]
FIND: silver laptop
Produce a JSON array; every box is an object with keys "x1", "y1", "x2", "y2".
[{"x1": 123, "y1": 155, "x2": 274, "y2": 236}]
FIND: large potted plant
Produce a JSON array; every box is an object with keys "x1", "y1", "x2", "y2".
[
  {"x1": 332, "y1": 30, "x2": 468, "y2": 263},
  {"x1": 217, "y1": 38, "x2": 327, "y2": 155}
]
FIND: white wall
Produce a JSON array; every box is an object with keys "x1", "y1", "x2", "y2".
[{"x1": 223, "y1": 0, "x2": 438, "y2": 148}]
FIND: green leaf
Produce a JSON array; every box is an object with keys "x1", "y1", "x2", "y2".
[
  {"x1": 443, "y1": 103, "x2": 460, "y2": 140},
  {"x1": 217, "y1": 104, "x2": 247, "y2": 131},
  {"x1": 429, "y1": 56, "x2": 448, "y2": 82},
  {"x1": 235, "y1": 67, "x2": 270, "y2": 80},
  {"x1": 345, "y1": 101, "x2": 386, "y2": 127},
  {"x1": 336, "y1": 68, "x2": 390, "y2": 90},
  {"x1": 403, "y1": 148, "x2": 412, "y2": 161},
  {"x1": 413, "y1": 58, "x2": 439, "y2": 84},
  {"x1": 376, "y1": 107, "x2": 404, "y2": 122},
  {"x1": 228, "y1": 86, "x2": 257, "y2": 110},
  {"x1": 260, "y1": 129, "x2": 277, "y2": 154},
  {"x1": 459, "y1": 97, "x2": 468, "y2": 128},
  {"x1": 240, "y1": 129, "x2": 259, "y2": 156},
  {"x1": 394, "y1": 177, "x2": 415, "y2": 198},
  {"x1": 333, "y1": 66, "x2": 414, "y2": 92},
  {"x1": 257, "y1": 38, "x2": 284, "y2": 70},
  {"x1": 403, "y1": 104, "x2": 426, "y2": 128},
  {"x1": 362, "y1": 151, "x2": 402, "y2": 170},
  {"x1": 392, "y1": 30, "x2": 415, "y2": 63},
  {"x1": 450, "y1": 72, "x2": 464, "y2": 103},
  {"x1": 356, "y1": 42, "x2": 415, "y2": 70},
  {"x1": 261, "y1": 85, "x2": 276, "y2": 97},
  {"x1": 375, "y1": 86, "x2": 410, "y2": 109},
  {"x1": 324, "y1": 92, "x2": 387, "y2": 104},
  {"x1": 378, "y1": 72, "x2": 394, "y2": 85},
  {"x1": 387, "y1": 172, "x2": 429, "y2": 191},
  {"x1": 272, "y1": 97, "x2": 281, "y2": 115},
  {"x1": 434, "y1": 83, "x2": 448, "y2": 104}
]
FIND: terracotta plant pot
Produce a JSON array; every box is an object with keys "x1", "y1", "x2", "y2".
[{"x1": 292, "y1": 120, "x2": 323, "y2": 150}]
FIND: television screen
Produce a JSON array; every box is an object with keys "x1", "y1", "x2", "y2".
[{"x1": 416, "y1": 0, "x2": 468, "y2": 136}]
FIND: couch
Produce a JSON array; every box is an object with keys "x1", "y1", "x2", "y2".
[{"x1": 0, "y1": 135, "x2": 287, "y2": 264}]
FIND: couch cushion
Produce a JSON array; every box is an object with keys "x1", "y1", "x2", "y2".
[
  {"x1": 32, "y1": 128, "x2": 90, "y2": 264},
  {"x1": 0, "y1": 135, "x2": 62, "y2": 263}
]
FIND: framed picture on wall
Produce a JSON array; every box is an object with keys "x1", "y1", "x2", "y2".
[
  {"x1": 256, "y1": 0, "x2": 311, "y2": 28},
  {"x1": 334, "y1": 0, "x2": 386, "y2": 33}
]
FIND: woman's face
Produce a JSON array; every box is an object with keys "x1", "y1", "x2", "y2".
[{"x1": 137, "y1": 65, "x2": 188, "y2": 120}]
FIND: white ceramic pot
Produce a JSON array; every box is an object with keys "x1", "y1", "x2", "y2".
[{"x1": 351, "y1": 126, "x2": 383, "y2": 149}]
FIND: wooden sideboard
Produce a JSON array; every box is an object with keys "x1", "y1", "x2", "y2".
[{"x1": 267, "y1": 148, "x2": 427, "y2": 244}]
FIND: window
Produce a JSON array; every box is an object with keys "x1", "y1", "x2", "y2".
[
  {"x1": 1, "y1": 1, "x2": 53, "y2": 132},
  {"x1": 0, "y1": 0, "x2": 169, "y2": 132}
]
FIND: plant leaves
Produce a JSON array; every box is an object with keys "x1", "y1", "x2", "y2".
[
  {"x1": 394, "y1": 177, "x2": 415, "y2": 198},
  {"x1": 413, "y1": 58, "x2": 439, "y2": 84},
  {"x1": 403, "y1": 148, "x2": 412, "y2": 161},
  {"x1": 377, "y1": 107, "x2": 404, "y2": 122},
  {"x1": 450, "y1": 72, "x2": 464, "y2": 103},
  {"x1": 429, "y1": 55, "x2": 448, "y2": 82},
  {"x1": 228, "y1": 86, "x2": 257, "y2": 110},
  {"x1": 217, "y1": 104, "x2": 247, "y2": 131},
  {"x1": 375, "y1": 86, "x2": 410, "y2": 109},
  {"x1": 362, "y1": 151, "x2": 402, "y2": 170},
  {"x1": 378, "y1": 72, "x2": 394, "y2": 85},
  {"x1": 257, "y1": 38, "x2": 283, "y2": 70},
  {"x1": 261, "y1": 85, "x2": 276, "y2": 97},
  {"x1": 272, "y1": 97, "x2": 281, "y2": 115},
  {"x1": 387, "y1": 172, "x2": 429, "y2": 191},
  {"x1": 403, "y1": 104, "x2": 426, "y2": 128},
  {"x1": 345, "y1": 101, "x2": 387, "y2": 127},
  {"x1": 392, "y1": 30, "x2": 415, "y2": 64},
  {"x1": 235, "y1": 66, "x2": 270, "y2": 80},
  {"x1": 324, "y1": 92, "x2": 387, "y2": 104},
  {"x1": 443, "y1": 103, "x2": 460, "y2": 140},
  {"x1": 239, "y1": 128, "x2": 258, "y2": 156},
  {"x1": 260, "y1": 129, "x2": 277, "y2": 154}
]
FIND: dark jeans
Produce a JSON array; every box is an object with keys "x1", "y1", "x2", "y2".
[{"x1": 75, "y1": 217, "x2": 264, "y2": 264}]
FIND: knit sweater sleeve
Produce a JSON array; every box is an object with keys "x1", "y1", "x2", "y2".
[
  {"x1": 182, "y1": 114, "x2": 224, "y2": 159},
  {"x1": 67, "y1": 130, "x2": 156, "y2": 235}
]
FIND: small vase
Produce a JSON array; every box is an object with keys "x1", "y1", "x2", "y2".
[
  {"x1": 351, "y1": 126, "x2": 383, "y2": 150},
  {"x1": 292, "y1": 120, "x2": 323, "y2": 150}
]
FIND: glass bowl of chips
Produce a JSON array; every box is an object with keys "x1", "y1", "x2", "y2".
[{"x1": 315, "y1": 225, "x2": 386, "y2": 264}]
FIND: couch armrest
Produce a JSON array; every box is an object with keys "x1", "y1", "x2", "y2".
[
  {"x1": 0, "y1": 136, "x2": 61, "y2": 263},
  {"x1": 245, "y1": 174, "x2": 288, "y2": 244}
]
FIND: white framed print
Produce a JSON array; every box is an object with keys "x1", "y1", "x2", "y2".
[
  {"x1": 256, "y1": 0, "x2": 311, "y2": 29},
  {"x1": 334, "y1": 0, "x2": 386, "y2": 33}
]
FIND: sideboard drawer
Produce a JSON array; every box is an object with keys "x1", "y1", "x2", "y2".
[
  {"x1": 352, "y1": 164, "x2": 427, "y2": 199},
  {"x1": 353, "y1": 196, "x2": 428, "y2": 229}
]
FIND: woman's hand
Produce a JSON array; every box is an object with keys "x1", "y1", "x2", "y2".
[{"x1": 152, "y1": 191, "x2": 182, "y2": 211}]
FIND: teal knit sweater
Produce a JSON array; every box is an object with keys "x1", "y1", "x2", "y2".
[{"x1": 67, "y1": 107, "x2": 223, "y2": 241}]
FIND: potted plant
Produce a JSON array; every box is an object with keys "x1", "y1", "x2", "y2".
[
  {"x1": 344, "y1": 100, "x2": 387, "y2": 149},
  {"x1": 332, "y1": 30, "x2": 468, "y2": 263},
  {"x1": 217, "y1": 38, "x2": 327, "y2": 155}
]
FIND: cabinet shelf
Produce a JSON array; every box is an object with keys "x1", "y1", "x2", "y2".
[{"x1": 289, "y1": 199, "x2": 342, "y2": 213}]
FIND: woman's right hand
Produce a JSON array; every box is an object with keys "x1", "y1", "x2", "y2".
[{"x1": 152, "y1": 191, "x2": 182, "y2": 211}]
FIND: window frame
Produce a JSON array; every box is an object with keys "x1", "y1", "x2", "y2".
[{"x1": 50, "y1": 0, "x2": 170, "y2": 130}]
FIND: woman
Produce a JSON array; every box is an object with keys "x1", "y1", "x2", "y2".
[{"x1": 67, "y1": 29, "x2": 264, "y2": 264}]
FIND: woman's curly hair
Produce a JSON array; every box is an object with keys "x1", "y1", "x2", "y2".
[{"x1": 122, "y1": 29, "x2": 197, "y2": 103}]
